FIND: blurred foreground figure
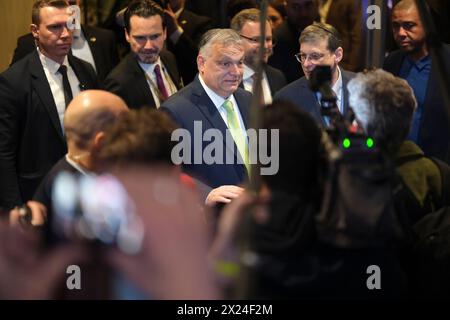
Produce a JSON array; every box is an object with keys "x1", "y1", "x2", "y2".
[{"x1": 348, "y1": 69, "x2": 449, "y2": 224}]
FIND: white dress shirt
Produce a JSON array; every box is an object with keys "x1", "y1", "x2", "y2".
[
  {"x1": 242, "y1": 64, "x2": 273, "y2": 105},
  {"x1": 39, "y1": 50, "x2": 81, "y2": 131},
  {"x1": 138, "y1": 58, "x2": 178, "y2": 108},
  {"x1": 198, "y1": 75, "x2": 248, "y2": 144},
  {"x1": 71, "y1": 28, "x2": 97, "y2": 73}
]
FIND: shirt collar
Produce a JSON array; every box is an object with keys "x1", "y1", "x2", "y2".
[
  {"x1": 243, "y1": 64, "x2": 255, "y2": 81},
  {"x1": 332, "y1": 66, "x2": 342, "y2": 100},
  {"x1": 38, "y1": 49, "x2": 70, "y2": 75},
  {"x1": 72, "y1": 28, "x2": 84, "y2": 41},
  {"x1": 406, "y1": 54, "x2": 431, "y2": 71},
  {"x1": 138, "y1": 57, "x2": 163, "y2": 75},
  {"x1": 65, "y1": 154, "x2": 92, "y2": 176},
  {"x1": 198, "y1": 75, "x2": 236, "y2": 109}
]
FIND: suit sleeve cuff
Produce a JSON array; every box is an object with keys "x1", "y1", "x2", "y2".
[{"x1": 169, "y1": 27, "x2": 184, "y2": 44}]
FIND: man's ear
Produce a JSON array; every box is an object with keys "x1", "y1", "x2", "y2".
[
  {"x1": 30, "y1": 24, "x2": 39, "y2": 40},
  {"x1": 124, "y1": 28, "x2": 130, "y2": 43},
  {"x1": 334, "y1": 47, "x2": 343, "y2": 64},
  {"x1": 92, "y1": 131, "x2": 105, "y2": 150},
  {"x1": 197, "y1": 55, "x2": 205, "y2": 74}
]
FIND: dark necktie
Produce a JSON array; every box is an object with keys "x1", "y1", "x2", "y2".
[
  {"x1": 58, "y1": 65, "x2": 73, "y2": 108},
  {"x1": 154, "y1": 64, "x2": 169, "y2": 101}
]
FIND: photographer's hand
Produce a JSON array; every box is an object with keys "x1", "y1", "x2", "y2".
[{"x1": 9, "y1": 200, "x2": 47, "y2": 228}]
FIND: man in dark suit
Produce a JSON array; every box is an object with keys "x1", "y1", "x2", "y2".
[
  {"x1": 231, "y1": 8, "x2": 287, "y2": 104},
  {"x1": 104, "y1": 0, "x2": 182, "y2": 110},
  {"x1": 115, "y1": 0, "x2": 212, "y2": 85},
  {"x1": 161, "y1": 29, "x2": 251, "y2": 206},
  {"x1": 0, "y1": 0, "x2": 99, "y2": 210},
  {"x1": 10, "y1": 0, "x2": 119, "y2": 82},
  {"x1": 268, "y1": 0, "x2": 320, "y2": 83},
  {"x1": 274, "y1": 22, "x2": 355, "y2": 126},
  {"x1": 33, "y1": 90, "x2": 129, "y2": 220},
  {"x1": 384, "y1": 0, "x2": 450, "y2": 163}
]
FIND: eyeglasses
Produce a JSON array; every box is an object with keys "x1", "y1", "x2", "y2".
[
  {"x1": 240, "y1": 34, "x2": 277, "y2": 47},
  {"x1": 295, "y1": 52, "x2": 326, "y2": 64}
]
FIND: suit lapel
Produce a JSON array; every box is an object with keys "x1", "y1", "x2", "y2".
[
  {"x1": 29, "y1": 51, "x2": 65, "y2": 142},
  {"x1": 127, "y1": 54, "x2": 157, "y2": 108},
  {"x1": 81, "y1": 25, "x2": 100, "y2": 66},
  {"x1": 160, "y1": 51, "x2": 182, "y2": 89},
  {"x1": 299, "y1": 79, "x2": 326, "y2": 126},
  {"x1": 341, "y1": 70, "x2": 350, "y2": 116},
  {"x1": 265, "y1": 65, "x2": 278, "y2": 95},
  {"x1": 68, "y1": 55, "x2": 94, "y2": 91},
  {"x1": 234, "y1": 89, "x2": 250, "y2": 129},
  {"x1": 191, "y1": 78, "x2": 246, "y2": 176}
]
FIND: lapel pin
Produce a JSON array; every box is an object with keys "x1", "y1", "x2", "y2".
[
  {"x1": 181, "y1": 20, "x2": 187, "y2": 25},
  {"x1": 90, "y1": 37, "x2": 97, "y2": 43}
]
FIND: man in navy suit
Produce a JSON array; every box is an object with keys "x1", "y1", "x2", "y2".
[
  {"x1": 274, "y1": 22, "x2": 355, "y2": 127},
  {"x1": 384, "y1": 0, "x2": 450, "y2": 163},
  {"x1": 161, "y1": 28, "x2": 251, "y2": 206}
]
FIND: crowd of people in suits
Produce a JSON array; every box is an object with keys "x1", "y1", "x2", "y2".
[{"x1": 0, "y1": 0, "x2": 449, "y2": 299}]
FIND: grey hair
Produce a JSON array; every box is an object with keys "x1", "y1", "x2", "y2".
[
  {"x1": 348, "y1": 69, "x2": 417, "y2": 154},
  {"x1": 198, "y1": 28, "x2": 244, "y2": 58}
]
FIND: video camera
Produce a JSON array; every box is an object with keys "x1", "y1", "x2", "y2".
[{"x1": 308, "y1": 65, "x2": 377, "y2": 160}]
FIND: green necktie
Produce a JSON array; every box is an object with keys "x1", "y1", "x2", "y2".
[{"x1": 222, "y1": 99, "x2": 249, "y2": 173}]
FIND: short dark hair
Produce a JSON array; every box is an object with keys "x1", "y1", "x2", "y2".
[
  {"x1": 124, "y1": 0, "x2": 165, "y2": 33},
  {"x1": 32, "y1": 0, "x2": 69, "y2": 25},
  {"x1": 300, "y1": 22, "x2": 342, "y2": 52},
  {"x1": 98, "y1": 108, "x2": 178, "y2": 167},
  {"x1": 261, "y1": 100, "x2": 324, "y2": 198}
]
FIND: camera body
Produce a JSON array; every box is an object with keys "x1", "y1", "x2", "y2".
[{"x1": 47, "y1": 171, "x2": 144, "y2": 255}]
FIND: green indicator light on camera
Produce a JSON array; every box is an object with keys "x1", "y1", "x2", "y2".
[
  {"x1": 342, "y1": 138, "x2": 351, "y2": 149},
  {"x1": 366, "y1": 138, "x2": 374, "y2": 148}
]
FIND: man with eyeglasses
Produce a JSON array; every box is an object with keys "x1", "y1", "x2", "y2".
[
  {"x1": 274, "y1": 22, "x2": 355, "y2": 126},
  {"x1": 383, "y1": 0, "x2": 450, "y2": 163},
  {"x1": 104, "y1": 0, "x2": 182, "y2": 110},
  {"x1": 231, "y1": 8, "x2": 286, "y2": 105}
]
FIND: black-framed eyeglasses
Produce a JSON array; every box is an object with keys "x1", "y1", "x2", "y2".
[
  {"x1": 295, "y1": 52, "x2": 326, "y2": 64},
  {"x1": 240, "y1": 34, "x2": 277, "y2": 47}
]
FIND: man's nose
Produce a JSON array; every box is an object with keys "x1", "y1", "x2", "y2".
[
  {"x1": 302, "y1": 57, "x2": 314, "y2": 69},
  {"x1": 229, "y1": 63, "x2": 241, "y2": 75},
  {"x1": 144, "y1": 38, "x2": 155, "y2": 49},
  {"x1": 397, "y1": 26, "x2": 408, "y2": 37},
  {"x1": 61, "y1": 25, "x2": 71, "y2": 38}
]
